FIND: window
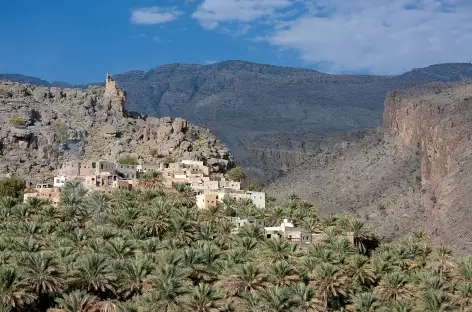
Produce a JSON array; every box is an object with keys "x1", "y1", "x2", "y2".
[
  {"x1": 267, "y1": 234, "x2": 271, "y2": 238},
  {"x1": 100, "y1": 164, "x2": 103, "y2": 169},
  {"x1": 92, "y1": 162, "x2": 96, "y2": 169},
  {"x1": 55, "y1": 179, "x2": 59, "y2": 183}
]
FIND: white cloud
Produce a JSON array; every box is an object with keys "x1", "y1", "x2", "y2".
[
  {"x1": 267, "y1": 0, "x2": 472, "y2": 74},
  {"x1": 192, "y1": 0, "x2": 294, "y2": 28},
  {"x1": 131, "y1": 6, "x2": 182, "y2": 25},
  {"x1": 193, "y1": 0, "x2": 472, "y2": 74}
]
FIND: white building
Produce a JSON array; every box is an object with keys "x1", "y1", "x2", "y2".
[
  {"x1": 264, "y1": 219, "x2": 312, "y2": 246},
  {"x1": 53, "y1": 175, "x2": 67, "y2": 188}
]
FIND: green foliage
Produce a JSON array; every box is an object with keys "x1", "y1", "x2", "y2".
[
  {"x1": 8, "y1": 116, "x2": 26, "y2": 128},
  {"x1": 0, "y1": 176, "x2": 25, "y2": 199},
  {"x1": 163, "y1": 154, "x2": 177, "y2": 164},
  {"x1": 117, "y1": 155, "x2": 138, "y2": 165},
  {"x1": 50, "y1": 121, "x2": 69, "y2": 143},
  {"x1": 0, "y1": 89, "x2": 12, "y2": 98},
  {"x1": 226, "y1": 166, "x2": 246, "y2": 182},
  {"x1": 245, "y1": 182, "x2": 263, "y2": 192},
  {"x1": 0, "y1": 188, "x2": 470, "y2": 312},
  {"x1": 195, "y1": 138, "x2": 207, "y2": 147}
]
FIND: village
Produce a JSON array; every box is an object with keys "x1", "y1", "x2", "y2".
[{"x1": 22, "y1": 158, "x2": 331, "y2": 247}]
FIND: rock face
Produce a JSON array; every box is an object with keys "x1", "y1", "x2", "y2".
[
  {"x1": 383, "y1": 83, "x2": 472, "y2": 191},
  {"x1": 383, "y1": 82, "x2": 472, "y2": 252},
  {"x1": 267, "y1": 81, "x2": 472, "y2": 253},
  {"x1": 0, "y1": 79, "x2": 233, "y2": 183}
]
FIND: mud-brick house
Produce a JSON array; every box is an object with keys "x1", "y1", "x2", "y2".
[{"x1": 23, "y1": 183, "x2": 61, "y2": 207}]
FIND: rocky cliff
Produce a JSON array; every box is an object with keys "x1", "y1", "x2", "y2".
[
  {"x1": 267, "y1": 81, "x2": 472, "y2": 253},
  {"x1": 0, "y1": 76, "x2": 233, "y2": 183},
  {"x1": 383, "y1": 82, "x2": 472, "y2": 252}
]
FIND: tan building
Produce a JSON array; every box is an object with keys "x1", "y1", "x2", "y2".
[
  {"x1": 196, "y1": 193, "x2": 218, "y2": 209},
  {"x1": 23, "y1": 184, "x2": 61, "y2": 207}
]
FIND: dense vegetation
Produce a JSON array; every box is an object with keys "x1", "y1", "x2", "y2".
[{"x1": 0, "y1": 182, "x2": 471, "y2": 312}]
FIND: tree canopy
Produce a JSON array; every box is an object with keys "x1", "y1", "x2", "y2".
[{"x1": 0, "y1": 185, "x2": 470, "y2": 312}]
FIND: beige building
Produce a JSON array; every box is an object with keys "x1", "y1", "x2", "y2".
[
  {"x1": 196, "y1": 192, "x2": 218, "y2": 209},
  {"x1": 265, "y1": 219, "x2": 313, "y2": 247},
  {"x1": 24, "y1": 184, "x2": 61, "y2": 207}
]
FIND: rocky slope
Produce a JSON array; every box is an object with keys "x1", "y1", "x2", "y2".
[
  {"x1": 5, "y1": 62, "x2": 472, "y2": 181},
  {"x1": 0, "y1": 77, "x2": 233, "y2": 183},
  {"x1": 112, "y1": 62, "x2": 472, "y2": 181},
  {"x1": 267, "y1": 82, "x2": 472, "y2": 253}
]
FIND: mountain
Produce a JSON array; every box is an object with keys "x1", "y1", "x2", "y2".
[
  {"x1": 111, "y1": 61, "x2": 472, "y2": 181},
  {"x1": 266, "y1": 81, "x2": 472, "y2": 253},
  {"x1": 4, "y1": 62, "x2": 472, "y2": 181},
  {"x1": 0, "y1": 78, "x2": 232, "y2": 183}
]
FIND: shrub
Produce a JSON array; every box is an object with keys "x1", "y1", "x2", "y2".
[
  {"x1": 149, "y1": 148, "x2": 158, "y2": 157},
  {"x1": 51, "y1": 122, "x2": 69, "y2": 143},
  {"x1": 0, "y1": 176, "x2": 25, "y2": 199},
  {"x1": 164, "y1": 154, "x2": 177, "y2": 164},
  {"x1": 195, "y1": 138, "x2": 207, "y2": 147},
  {"x1": 245, "y1": 182, "x2": 263, "y2": 192},
  {"x1": 226, "y1": 167, "x2": 246, "y2": 182},
  {"x1": 118, "y1": 155, "x2": 138, "y2": 165},
  {"x1": 0, "y1": 89, "x2": 12, "y2": 98},
  {"x1": 8, "y1": 116, "x2": 26, "y2": 127}
]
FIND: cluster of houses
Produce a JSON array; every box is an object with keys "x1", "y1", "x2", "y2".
[
  {"x1": 23, "y1": 159, "x2": 336, "y2": 247},
  {"x1": 23, "y1": 158, "x2": 265, "y2": 209}
]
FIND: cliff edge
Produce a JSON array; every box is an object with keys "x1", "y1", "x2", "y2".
[{"x1": 384, "y1": 82, "x2": 472, "y2": 252}]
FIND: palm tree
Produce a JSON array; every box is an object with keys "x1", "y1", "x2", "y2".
[
  {"x1": 416, "y1": 289, "x2": 451, "y2": 312},
  {"x1": 0, "y1": 267, "x2": 36, "y2": 309},
  {"x1": 217, "y1": 263, "x2": 269, "y2": 297},
  {"x1": 261, "y1": 285, "x2": 296, "y2": 312},
  {"x1": 291, "y1": 282, "x2": 321, "y2": 312},
  {"x1": 451, "y1": 282, "x2": 472, "y2": 311},
  {"x1": 116, "y1": 256, "x2": 153, "y2": 299},
  {"x1": 347, "y1": 292, "x2": 382, "y2": 312},
  {"x1": 374, "y1": 271, "x2": 414, "y2": 302},
  {"x1": 339, "y1": 217, "x2": 373, "y2": 254},
  {"x1": 309, "y1": 263, "x2": 348, "y2": 312},
  {"x1": 454, "y1": 257, "x2": 472, "y2": 284},
  {"x1": 142, "y1": 264, "x2": 189, "y2": 312},
  {"x1": 387, "y1": 299, "x2": 413, "y2": 312},
  {"x1": 56, "y1": 290, "x2": 97, "y2": 312},
  {"x1": 138, "y1": 171, "x2": 164, "y2": 190},
  {"x1": 70, "y1": 254, "x2": 116, "y2": 295},
  {"x1": 22, "y1": 252, "x2": 65, "y2": 296},
  {"x1": 258, "y1": 238, "x2": 298, "y2": 264},
  {"x1": 188, "y1": 283, "x2": 221, "y2": 312},
  {"x1": 345, "y1": 254, "x2": 376, "y2": 290},
  {"x1": 269, "y1": 261, "x2": 299, "y2": 286},
  {"x1": 0, "y1": 305, "x2": 12, "y2": 312}
]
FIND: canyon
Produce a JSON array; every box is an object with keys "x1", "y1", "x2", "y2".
[{"x1": 267, "y1": 81, "x2": 472, "y2": 253}]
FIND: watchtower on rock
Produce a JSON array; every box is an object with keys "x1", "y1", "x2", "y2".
[{"x1": 104, "y1": 72, "x2": 126, "y2": 115}]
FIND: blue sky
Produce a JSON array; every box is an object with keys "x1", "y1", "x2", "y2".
[{"x1": 1, "y1": 0, "x2": 471, "y2": 84}]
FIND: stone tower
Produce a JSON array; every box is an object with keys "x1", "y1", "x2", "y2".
[{"x1": 104, "y1": 72, "x2": 126, "y2": 115}]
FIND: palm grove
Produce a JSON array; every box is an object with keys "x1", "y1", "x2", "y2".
[{"x1": 0, "y1": 178, "x2": 471, "y2": 312}]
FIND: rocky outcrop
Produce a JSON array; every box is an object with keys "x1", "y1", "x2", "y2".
[{"x1": 0, "y1": 78, "x2": 233, "y2": 183}]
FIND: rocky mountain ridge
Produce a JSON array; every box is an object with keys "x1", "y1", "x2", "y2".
[
  {"x1": 267, "y1": 81, "x2": 472, "y2": 253},
  {"x1": 0, "y1": 77, "x2": 233, "y2": 183},
  {"x1": 4, "y1": 62, "x2": 472, "y2": 181}
]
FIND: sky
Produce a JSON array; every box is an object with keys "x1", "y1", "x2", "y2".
[{"x1": 1, "y1": 0, "x2": 472, "y2": 84}]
